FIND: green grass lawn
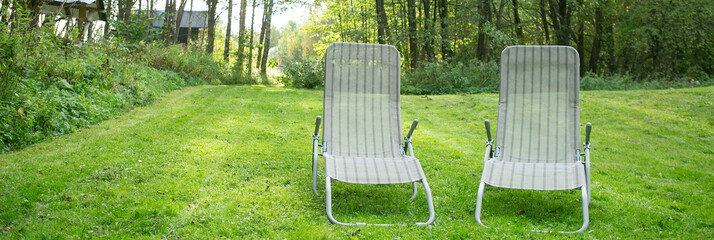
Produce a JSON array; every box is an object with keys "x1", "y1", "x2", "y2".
[{"x1": 1, "y1": 85, "x2": 712, "y2": 239}]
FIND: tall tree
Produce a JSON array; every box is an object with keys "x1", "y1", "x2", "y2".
[
  {"x1": 104, "y1": 0, "x2": 113, "y2": 36},
  {"x1": 235, "y1": 0, "x2": 248, "y2": 73},
  {"x1": 588, "y1": 1, "x2": 603, "y2": 73},
  {"x1": 375, "y1": 0, "x2": 389, "y2": 44},
  {"x1": 247, "y1": 0, "x2": 257, "y2": 74},
  {"x1": 224, "y1": 0, "x2": 234, "y2": 62},
  {"x1": 206, "y1": 0, "x2": 218, "y2": 53},
  {"x1": 256, "y1": 0, "x2": 268, "y2": 70},
  {"x1": 548, "y1": 0, "x2": 572, "y2": 45},
  {"x1": 421, "y1": 0, "x2": 434, "y2": 61},
  {"x1": 476, "y1": 0, "x2": 491, "y2": 61},
  {"x1": 438, "y1": 0, "x2": 451, "y2": 60},
  {"x1": 259, "y1": 0, "x2": 274, "y2": 76},
  {"x1": 174, "y1": 0, "x2": 189, "y2": 44},
  {"x1": 187, "y1": 0, "x2": 194, "y2": 46},
  {"x1": 495, "y1": 0, "x2": 507, "y2": 28},
  {"x1": 0, "y1": 0, "x2": 9, "y2": 25},
  {"x1": 406, "y1": 0, "x2": 418, "y2": 69},
  {"x1": 512, "y1": 0, "x2": 523, "y2": 39},
  {"x1": 539, "y1": 0, "x2": 550, "y2": 44},
  {"x1": 574, "y1": 0, "x2": 585, "y2": 74}
]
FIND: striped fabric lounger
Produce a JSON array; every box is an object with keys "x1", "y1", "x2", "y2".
[
  {"x1": 475, "y1": 45, "x2": 593, "y2": 232},
  {"x1": 311, "y1": 42, "x2": 435, "y2": 226}
]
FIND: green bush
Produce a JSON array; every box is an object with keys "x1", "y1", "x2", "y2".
[
  {"x1": 580, "y1": 73, "x2": 712, "y2": 91},
  {"x1": 401, "y1": 61, "x2": 500, "y2": 95},
  {"x1": 278, "y1": 57, "x2": 324, "y2": 89},
  {"x1": 142, "y1": 44, "x2": 226, "y2": 84},
  {"x1": 0, "y1": 29, "x2": 205, "y2": 152}
]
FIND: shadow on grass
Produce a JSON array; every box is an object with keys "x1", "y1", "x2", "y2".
[
  {"x1": 319, "y1": 181, "x2": 432, "y2": 224},
  {"x1": 478, "y1": 188, "x2": 587, "y2": 231}
]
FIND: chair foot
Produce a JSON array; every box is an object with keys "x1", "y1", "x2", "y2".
[
  {"x1": 312, "y1": 154, "x2": 319, "y2": 196},
  {"x1": 416, "y1": 179, "x2": 435, "y2": 225},
  {"x1": 409, "y1": 182, "x2": 418, "y2": 200},
  {"x1": 475, "y1": 181, "x2": 487, "y2": 227},
  {"x1": 325, "y1": 177, "x2": 434, "y2": 226}
]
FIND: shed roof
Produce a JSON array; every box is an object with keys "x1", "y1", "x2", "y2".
[
  {"x1": 151, "y1": 10, "x2": 209, "y2": 29},
  {"x1": 40, "y1": 0, "x2": 107, "y2": 21}
]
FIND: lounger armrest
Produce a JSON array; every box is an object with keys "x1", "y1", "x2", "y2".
[
  {"x1": 406, "y1": 119, "x2": 419, "y2": 140},
  {"x1": 484, "y1": 120, "x2": 493, "y2": 144},
  {"x1": 313, "y1": 116, "x2": 322, "y2": 139},
  {"x1": 584, "y1": 122, "x2": 592, "y2": 149}
]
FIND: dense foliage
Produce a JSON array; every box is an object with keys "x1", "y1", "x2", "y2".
[
  {"x1": 0, "y1": 26, "x2": 223, "y2": 152},
  {"x1": 402, "y1": 61, "x2": 500, "y2": 94},
  {"x1": 277, "y1": 57, "x2": 324, "y2": 89},
  {"x1": 266, "y1": 0, "x2": 714, "y2": 93}
]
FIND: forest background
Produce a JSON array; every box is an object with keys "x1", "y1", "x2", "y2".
[{"x1": 1, "y1": 0, "x2": 712, "y2": 152}]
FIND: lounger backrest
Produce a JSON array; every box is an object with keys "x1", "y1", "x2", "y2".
[
  {"x1": 323, "y1": 42, "x2": 403, "y2": 158},
  {"x1": 496, "y1": 46, "x2": 581, "y2": 164}
]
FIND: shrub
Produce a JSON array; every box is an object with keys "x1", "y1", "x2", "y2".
[
  {"x1": 402, "y1": 61, "x2": 500, "y2": 95},
  {"x1": 278, "y1": 57, "x2": 324, "y2": 89},
  {"x1": 580, "y1": 73, "x2": 713, "y2": 91},
  {"x1": 0, "y1": 29, "x2": 205, "y2": 152},
  {"x1": 143, "y1": 44, "x2": 226, "y2": 84}
]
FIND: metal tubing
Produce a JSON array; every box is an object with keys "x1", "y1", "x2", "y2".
[
  {"x1": 484, "y1": 120, "x2": 492, "y2": 142},
  {"x1": 410, "y1": 182, "x2": 418, "y2": 200},
  {"x1": 325, "y1": 177, "x2": 434, "y2": 226},
  {"x1": 574, "y1": 186, "x2": 590, "y2": 233},
  {"x1": 585, "y1": 148, "x2": 591, "y2": 202},
  {"x1": 406, "y1": 119, "x2": 419, "y2": 139},
  {"x1": 314, "y1": 116, "x2": 322, "y2": 136},
  {"x1": 416, "y1": 179, "x2": 436, "y2": 226},
  {"x1": 312, "y1": 138, "x2": 319, "y2": 196},
  {"x1": 474, "y1": 181, "x2": 487, "y2": 227},
  {"x1": 585, "y1": 123, "x2": 592, "y2": 145}
]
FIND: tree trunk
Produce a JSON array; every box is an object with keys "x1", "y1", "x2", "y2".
[
  {"x1": 206, "y1": 0, "x2": 218, "y2": 53},
  {"x1": 104, "y1": 0, "x2": 113, "y2": 36},
  {"x1": 476, "y1": 0, "x2": 491, "y2": 61},
  {"x1": 0, "y1": 0, "x2": 8, "y2": 24},
  {"x1": 495, "y1": 0, "x2": 507, "y2": 28},
  {"x1": 235, "y1": 0, "x2": 248, "y2": 73},
  {"x1": 259, "y1": 0, "x2": 273, "y2": 76},
  {"x1": 174, "y1": 0, "x2": 188, "y2": 44},
  {"x1": 438, "y1": 0, "x2": 451, "y2": 60},
  {"x1": 164, "y1": 0, "x2": 173, "y2": 44},
  {"x1": 187, "y1": 0, "x2": 194, "y2": 46},
  {"x1": 589, "y1": 3, "x2": 602, "y2": 73},
  {"x1": 539, "y1": 0, "x2": 549, "y2": 44},
  {"x1": 406, "y1": 0, "x2": 418, "y2": 69},
  {"x1": 548, "y1": 0, "x2": 571, "y2": 45},
  {"x1": 248, "y1": 0, "x2": 257, "y2": 74},
  {"x1": 512, "y1": 0, "x2": 523, "y2": 39},
  {"x1": 375, "y1": 0, "x2": 389, "y2": 44},
  {"x1": 574, "y1": 0, "x2": 584, "y2": 74},
  {"x1": 421, "y1": 0, "x2": 434, "y2": 62},
  {"x1": 256, "y1": 0, "x2": 268, "y2": 70},
  {"x1": 224, "y1": 0, "x2": 234, "y2": 62}
]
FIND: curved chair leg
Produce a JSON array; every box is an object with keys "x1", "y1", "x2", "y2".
[
  {"x1": 554, "y1": 186, "x2": 589, "y2": 233},
  {"x1": 409, "y1": 182, "x2": 418, "y2": 200},
  {"x1": 312, "y1": 155, "x2": 318, "y2": 196},
  {"x1": 325, "y1": 177, "x2": 389, "y2": 226},
  {"x1": 325, "y1": 177, "x2": 434, "y2": 226},
  {"x1": 573, "y1": 186, "x2": 590, "y2": 233},
  {"x1": 312, "y1": 139, "x2": 319, "y2": 196},
  {"x1": 416, "y1": 179, "x2": 436, "y2": 226},
  {"x1": 585, "y1": 161, "x2": 591, "y2": 203},
  {"x1": 474, "y1": 181, "x2": 487, "y2": 227}
]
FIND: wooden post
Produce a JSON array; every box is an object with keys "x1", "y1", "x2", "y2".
[{"x1": 78, "y1": 4, "x2": 87, "y2": 42}]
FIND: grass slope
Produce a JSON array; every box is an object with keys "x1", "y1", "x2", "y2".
[{"x1": 1, "y1": 86, "x2": 712, "y2": 239}]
